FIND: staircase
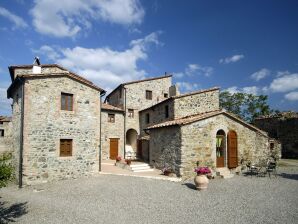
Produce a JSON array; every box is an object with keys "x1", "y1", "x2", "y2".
[
  {"x1": 215, "y1": 167, "x2": 234, "y2": 179},
  {"x1": 129, "y1": 163, "x2": 154, "y2": 172}
]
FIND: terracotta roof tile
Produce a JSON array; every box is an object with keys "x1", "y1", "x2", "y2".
[
  {"x1": 101, "y1": 103, "x2": 124, "y2": 112},
  {"x1": 146, "y1": 110, "x2": 267, "y2": 136}
]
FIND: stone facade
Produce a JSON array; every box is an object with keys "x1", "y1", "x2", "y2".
[
  {"x1": 0, "y1": 117, "x2": 12, "y2": 154},
  {"x1": 8, "y1": 65, "x2": 103, "y2": 185},
  {"x1": 105, "y1": 76, "x2": 172, "y2": 157},
  {"x1": 254, "y1": 112, "x2": 298, "y2": 158},
  {"x1": 101, "y1": 107, "x2": 124, "y2": 159},
  {"x1": 148, "y1": 113, "x2": 273, "y2": 179},
  {"x1": 174, "y1": 88, "x2": 219, "y2": 118}
]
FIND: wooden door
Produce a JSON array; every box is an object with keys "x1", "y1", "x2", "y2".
[
  {"x1": 110, "y1": 138, "x2": 119, "y2": 160},
  {"x1": 228, "y1": 131, "x2": 238, "y2": 168},
  {"x1": 137, "y1": 140, "x2": 143, "y2": 159},
  {"x1": 216, "y1": 135, "x2": 225, "y2": 167}
]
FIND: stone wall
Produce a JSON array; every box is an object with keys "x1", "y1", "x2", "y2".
[
  {"x1": 13, "y1": 66, "x2": 66, "y2": 79},
  {"x1": 180, "y1": 114, "x2": 270, "y2": 178},
  {"x1": 254, "y1": 116, "x2": 298, "y2": 158},
  {"x1": 11, "y1": 85, "x2": 23, "y2": 183},
  {"x1": 149, "y1": 126, "x2": 182, "y2": 176},
  {"x1": 139, "y1": 100, "x2": 174, "y2": 136},
  {"x1": 174, "y1": 89, "x2": 219, "y2": 118},
  {"x1": 0, "y1": 120, "x2": 12, "y2": 154},
  {"x1": 22, "y1": 76, "x2": 101, "y2": 185},
  {"x1": 101, "y1": 110, "x2": 124, "y2": 160}
]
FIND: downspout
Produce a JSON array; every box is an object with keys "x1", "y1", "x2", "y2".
[
  {"x1": 19, "y1": 79, "x2": 25, "y2": 188},
  {"x1": 99, "y1": 90, "x2": 106, "y2": 172},
  {"x1": 123, "y1": 87, "x2": 127, "y2": 159}
]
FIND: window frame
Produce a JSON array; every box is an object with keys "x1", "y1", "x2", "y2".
[
  {"x1": 128, "y1": 109, "x2": 134, "y2": 118},
  {"x1": 146, "y1": 113, "x2": 150, "y2": 124},
  {"x1": 61, "y1": 92, "x2": 73, "y2": 111},
  {"x1": 146, "y1": 90, "x2": 152, "y2": 100},
  {"x1": 165, "y1": 105, "x2": 169, "y2": 118},
  {"x1": 108, "y1": 113, "x2": 115, "y2": 123},
  {"x1": 164, "y1": 93, "x2": 168, "y2": 98},
  {"x1": 60, "y1": 139, "x2": 73, "y2": 157}
]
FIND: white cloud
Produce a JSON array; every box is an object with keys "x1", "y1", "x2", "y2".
[
  {"x1": 0, "y1": 7, "x2": 28, "y2": 29},
  {"x1": 269, "y1": 73, "x2": 298, "y2": 92},
  {"x1": 30, "y1": 0, "x2": 145, "y2": 38},
  {"x1": 219, "y1": 54, "x2": 244, "y2": 64},
  {"x1": 36, "y1": 32, "x2": 160, "y2": 92},
  {"x1": 174, "y1": 63, "x2": 213, "y2": 78},
  {"x1": 250, "y1": 68, "x2": 270, "y2": 81},
  {"x1": 284, "y1": 91, "x2": 298, "y2": 101},
  {"x1": 176, "y1": 82, "x2": 199, "y2": 92},
  {"x1": 33, "y1": 45, "x2": 61, "y2": 61},
  {"x1": 225, "y1": 86, "x2": 260, "y2": 95}
]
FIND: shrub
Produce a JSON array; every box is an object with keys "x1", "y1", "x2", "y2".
[{"x1": 0, "y1": 153, "x2": 14, "y2": 187}]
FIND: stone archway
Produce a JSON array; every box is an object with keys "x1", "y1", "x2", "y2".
[
  {"x1": 126, "y1": 129, "x2": 138, "y2": 158},
  {"x1": 227, "y1": 130, "x2": 238, "y2": 168}
]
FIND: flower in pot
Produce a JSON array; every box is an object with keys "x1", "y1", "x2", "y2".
[
  {"x1": 162, "y1": 167, "x2": 172, "y2": 176},
  {"x1": 194, "y1": 166, "x2": 211, "y2": 190},
  {"x1": 125, "y1": 159, "x2": 132, "y2": 165},
  {"x1": 116, "y1": 156, "x2": 122, "y2": 162}
]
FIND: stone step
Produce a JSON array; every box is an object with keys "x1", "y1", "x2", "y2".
[
  {"x1": 129, "y1": 163, "x2": 154, "y2": 172},
  {"x1": 130, "y1": 164, "x2": 151, "y2": 168},
  {"x1": 215, "y1": 167, "x2": 234, "y2": 179},
  {"x1": 130, "y1": 166, "x2": 151, "y2": 171},
  {"x1": 132, "y1": 169, "x2": 154, "y2": 173},
  {"x1": 222, "y1": 174, "x2": 234, "y2": 179}
]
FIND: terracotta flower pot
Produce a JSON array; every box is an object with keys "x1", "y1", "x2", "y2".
[{"x1": 194, "y1": 174, "x2": 209, "y2": 190}]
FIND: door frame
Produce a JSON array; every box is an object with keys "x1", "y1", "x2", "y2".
[
  {"x1": 109, "y1": 138, "x2": 119, "y2": 160},
  {"x1": 227, "y1": 131, "x2": 238, "y2": 168}
]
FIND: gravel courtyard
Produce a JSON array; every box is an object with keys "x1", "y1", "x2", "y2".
[{"x1": 1, "y1": 163, "x2": 298, "y2": 224}]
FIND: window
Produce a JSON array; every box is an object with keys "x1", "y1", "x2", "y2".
[
  {"x1": 0, "y1": 129, "x2": 4, "y2": 137},
  {"x1": 128, "y1": 109, "x2": 134, "y2": 118},
  {"x1": 146, "y1": 90, "x2": 152, "y2": 100},
  {"x1": 108, "y1": 114, "x2": 115, "y2": 123},
  {"x1": 0, "y1": 121, "x2": 3, "y2": 124},
  {"x1": 146, "y1": 113, "x2": 150, "y2": 124},
  {"x1": 61, "y1": 93, "x2": 73, "y2": 111},
  {"x1": 60, "y1": 139, "x2": 72, "y2": 157},
  {"x1": 270, "y1": 143, "x2": 274, "y2": 150},
  {"x1": 164, "y1": 93, "x2": 168, "y2": 98},
  {"x1": 165, "y1": 105, "x2": 169, "y2": 118}
]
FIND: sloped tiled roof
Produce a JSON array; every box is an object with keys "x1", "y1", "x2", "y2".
[
  {"x1": 146, "y1": 110, "x2": 267, "y2": 136},
  {"x1": 0, "y1": 116, "x2": 12, "y2": 122},
  {"x1": 101, "y1": 103, "x2": 124, "y2": 112}
]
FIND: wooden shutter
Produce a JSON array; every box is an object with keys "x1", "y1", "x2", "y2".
[{"x1": 60, "y1": 139, "x2": 72, "y2": 156}]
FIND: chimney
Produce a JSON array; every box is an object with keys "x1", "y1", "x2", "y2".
[
  {"x1": 169, "y1": 85, "x2": 180, "y2": 97},
  {"x1": 32, "y1": 56, "x2": 41, "y2": 74}
]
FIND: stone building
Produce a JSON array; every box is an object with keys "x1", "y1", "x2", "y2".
[
  {"x1": 0, "y1": 116, "x2": 12, "y2": 154},
  {"x1": 139, "y1": 88, "x2": 276, "y2": 178},
  {"x1": 7, "y1": 64, "x2": 105, "y2": 185},
  {"x1": 104, "y1": 75, "x2": 173, "y2": 159},
  {"x1": 254, "y1": 112, "x2": 298, "y2": 158},
  {"x1": 6, "y1": 62, "x2": 281, "y2": 184}
]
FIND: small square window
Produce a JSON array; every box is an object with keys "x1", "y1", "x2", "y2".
[
  {"x1": 60, "y1": 139, "x2": 72, "y2": 157},
  {"x1": 128, "y1": 109, "x2": 134, "y2": 118},
  {"x1": 146, "y1": 113, "x2": 150, "y2": 124},
  {"x1": 164, "y1": 93, "x2": 168, "y2": 98},
  {"x1": 61, "y1": 93, "x2": 73, "y2": 111},
  {"x1": 165, "y1": 105, "x2": 169, "y2": 118},
  {"x1": 0, "y1": 129, "x2": 4, "y2": 137},
  {"x1": 146, "y1": 90, "x2": 152, "y2": 100},
  {"x1": 108, "y1": 114, "x2": 115, "y2": 123}
]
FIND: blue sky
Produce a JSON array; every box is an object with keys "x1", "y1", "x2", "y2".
[{"x1": 0, "y1": 0, "x2": 297, "y2": 115}]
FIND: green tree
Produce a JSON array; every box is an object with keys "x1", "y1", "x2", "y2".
[{"x1": 219, "y1": 91, "x2": 276, "y2": 123}]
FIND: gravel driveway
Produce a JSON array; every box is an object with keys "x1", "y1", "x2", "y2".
[{"x1": 1, "y1": 166, "x2": 298, "y2": 224}]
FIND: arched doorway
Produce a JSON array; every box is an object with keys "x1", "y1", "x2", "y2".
[
  {"x1": 216, "y1": 130, "x2": 226, "y2": 167},
  {"x1": 227, "y1": 131, "x2": 238, "y2": 168},
  {"x1": 126, "y1": 129, "x2": 138, "y2": 158}
]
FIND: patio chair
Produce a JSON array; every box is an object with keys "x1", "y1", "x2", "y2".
[{"x1": 266, "y1": 160, "x2": 277, "y2": 178}]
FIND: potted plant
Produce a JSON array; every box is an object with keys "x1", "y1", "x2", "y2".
[
  {"x1": 162, "y1": 166, "x2": 173, "y2": 176},
  {"x1": 115, "y1": 156, "x2": 122, "y2": 162},
  {"x1": 194, "y1": 166, "x2": 211, "y2": 190},
  {"x1": 125, "y1": 159, "x2": 132, "y2": 165}
]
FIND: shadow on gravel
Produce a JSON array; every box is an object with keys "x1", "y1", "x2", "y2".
[
  {"x1": 182, "y1": 183, "x2": 197, "y2": 190},
  {"x1": 0, "y1": 197, "x2": 28, "y2": 224},
  {"x1": 278, "y1": 173, "x2": 298, "y2": 181}
]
